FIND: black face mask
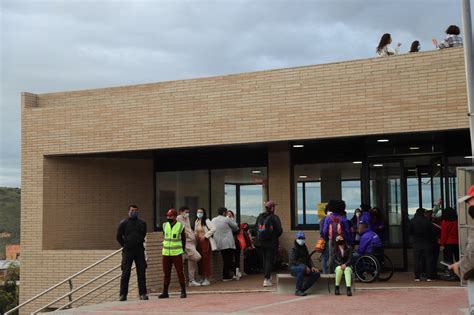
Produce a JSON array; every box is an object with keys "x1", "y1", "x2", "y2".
[
  {"x1": 469, "y1": 206, "x2": 474, "y2": 219},
  {"x1": 167, "y1": 218, "x2": 175, "y2": 224}
]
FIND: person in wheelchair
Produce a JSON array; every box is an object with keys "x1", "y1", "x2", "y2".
[
  {"x1": 354, "y1": 222, "x2": 383, "y2": 259},
  {"x1": 333, "y1": 235, "x2": 353, "y2": 296}
]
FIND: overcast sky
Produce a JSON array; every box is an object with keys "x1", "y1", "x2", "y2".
[{"x1": 0, "y1": 0, "x2": 466, "y2": 187}]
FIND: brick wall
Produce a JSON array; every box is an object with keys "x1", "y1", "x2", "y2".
[
  {"x1": 21, "y1": 49, "x2": 469, "y2": 313},
  {"x1": 42, "y1": 157, "x2": 153, "y2": 250}
]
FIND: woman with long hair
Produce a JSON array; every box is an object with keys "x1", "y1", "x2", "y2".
[
  {"x1": 376, "y1": 33, "x2": 401, "y2": 57},
  {"x1": 333, "y1": 236, "x2": 353, "y2": 296},
  {"x1": 194, "y1": 208, "x2": 216, "y2": 285},
  {"x1": 409, "y1": 40, "x2": 420, "y2": 53}
]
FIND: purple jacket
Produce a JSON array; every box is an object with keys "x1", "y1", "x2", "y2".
[
  {"x1": 322, "y1": 214, "x2": 352, "y2": 244},
  {"x1": 357, "y1": 229, "x2": 382, "y2": 255},
  {"x1": 360, "y1": 211, "x2": 372, "y2": 230}
]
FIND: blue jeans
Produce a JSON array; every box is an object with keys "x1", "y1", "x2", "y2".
[
  {"x1": 321, "y1": 246, "x2": 329, "y2": 274},
  {"x1": 290, "y1": 264, "x2": 320, "y2": 291}
]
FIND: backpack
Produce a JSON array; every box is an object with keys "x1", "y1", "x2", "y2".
[
  {"x1": 328, "y1": 215, "x2": 343, "y2": 241},
  {"x1": 257, "y1": 215, "x2": 274, "y2": 241}
]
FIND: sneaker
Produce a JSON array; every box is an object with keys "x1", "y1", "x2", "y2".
[
  {"x1": 139, "y1": 294, "x2": 149, "y2": 300},
  {"x1": 295, "y1": 290, "x2": 307, "y2": 296},
  {"x1": 189, "y1": 280, "x2": 202, "y2": 287},
  {"x1": 426, "y1": 278, "x2": 434, "y2": 282},
  {"x1": 222, "y1": 276, "x2": 234, "y2": 282},
  {"x1": 201, "y1": 279, "x2": 210, "y2": 286},
  {"x1": 235, "y1": 268, "x2": 242, "y2": 279},
  {"x1": 263, "y1": 278, "x2": 273, "y2": 287},
  {"x1": 414, "y1": 278, "x2": 421, "y2": 282}
]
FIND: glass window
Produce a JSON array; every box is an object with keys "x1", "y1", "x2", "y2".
[
  {"x1": 156, "y1": 167, "x2": 267, "y2": 230},
  {"x1": 407, "y1": 177, "x2": 419, "y2": 219},
  {"x1": 341, "y1": 180, "x2": 361, "y2": 218},
  {"x1": 421, "y1": 176, "x2": 432, "y2": 210},
  {"x1": 294, "y1": 162, "x2": 361, "y2": 228},
  {"x1": 240, "y1": 185, "x2": 264, "y2": 225},
  {"x1": 155, "y1": 170, "x2": 209, "y2": 229},
  {"x1": 211, "y1": 167, "x2": 267, "y2": 225}
]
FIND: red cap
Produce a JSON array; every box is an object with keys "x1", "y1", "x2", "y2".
[
  {"x1": 166, "y1": 208, "x2": 178, "y2": 217},
  {"x1": 459, "y1": 185, "x2": 474, "y2": 203},
  {"x1": 265, "y1": 200, "x2": 277, "y2": 208}
]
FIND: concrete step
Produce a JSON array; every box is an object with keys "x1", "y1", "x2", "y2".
[{"x1": 277, "y1": 273, "x2": 354, "y2": 295}]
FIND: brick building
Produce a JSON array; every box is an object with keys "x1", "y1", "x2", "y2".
[{"x1": 20, "y1": 48, "x2": 471, "y2": 313}]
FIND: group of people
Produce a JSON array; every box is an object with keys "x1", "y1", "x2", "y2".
[
  {"x1": 408, "y1": 205, "x2": 460, "y2": 282},
  {"x1": 376, "y1": 24, "x2": 463, "y2": 56},
  {"x1": 116, "y1": 201, "x2": 282, "y2": 300},
  {"x1": 288, "y1": 199, "x2": 385, "y2": 297},
  {"x1": 115, "y1": 189, "x2": 474, "y2": 305}
]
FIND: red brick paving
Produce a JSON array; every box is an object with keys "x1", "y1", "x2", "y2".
[{"x1": 65, "y1": 288, "x2": 468, "y2": 314}]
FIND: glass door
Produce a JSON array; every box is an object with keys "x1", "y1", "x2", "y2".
[{"x1": 369, "y1": 161, "x2": 407, "y2": 270}]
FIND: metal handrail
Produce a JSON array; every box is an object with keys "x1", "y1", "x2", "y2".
[
  {"x1": 5, "y1": 248, "x2": 122, "y2": 315},
  {"x1": 55, "y1": 264, "x2": 138, "y2": 311},
  {"x1": 31, "y1": 263, "x2": 122, "y2": 314}
]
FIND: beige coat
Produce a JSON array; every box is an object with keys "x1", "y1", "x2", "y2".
[{"x1": 460, "y1": 227, "x2": 474, "y2": 276}]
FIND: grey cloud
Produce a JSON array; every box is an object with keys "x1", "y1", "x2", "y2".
[{"x1": 0, "y1": 0, "x2": 466, "y2": 187}]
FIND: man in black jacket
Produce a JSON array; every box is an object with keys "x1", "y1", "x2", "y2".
[
  {"x1": 254, "y1": 201, "x2": 283, "y2": 287},
  {"x1": 408, "y1": 208, "x2": 435, "y2": 281},
  {"x1": 289, "y1": 231, "x2": 320, "y2": 296},
  {"x1": 116, "y1": 205, "x2": 148, "y2": 301}
]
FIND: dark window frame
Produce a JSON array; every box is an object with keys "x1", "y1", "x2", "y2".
[{"x1": 154, "y1": 166, "x2": 268, "y2": 231}]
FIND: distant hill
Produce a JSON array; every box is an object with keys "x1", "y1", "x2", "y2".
[{"x1": 0, "y1": 187, "x2": 20, "y2": 259}]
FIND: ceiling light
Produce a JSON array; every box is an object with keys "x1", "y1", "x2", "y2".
[
  {"x1": 409, "y1": 147, "x2": 420, "y2": 150},
  {"x1": 408, "y1": 169, "x2": 417, "y2": 172},
  {"x1": 421, "y1": 173, "x2": 429, "y2": 176},
  {"x1": 436, "y1": 164, "x2": 441, "y2": 167},
  {"x1": 299, "y1": 175, "x2": 308, "y2": 179},
  {"x1": 293, "y1": 144, "x2": 304, "y2": 148},
  {"x1": 353, "y1": 161, "x2": 363, "y2": 164},
  {"x1": 377, "y1": 139, "x2": 389, "y2": 143},
  {"x1": 373, "y1": 164, "x2": 384, "y2": 167},
  {"x1": 465, "y1": 156, "x2": 474, "y2": 159},
  {"x1": 252, "y1": 170, "x2": 262, "y2": 174}
]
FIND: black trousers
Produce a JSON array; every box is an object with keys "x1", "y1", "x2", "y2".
[
  {"x1": 414, "y1": 247, "x2": 433, "y2": 279},
  {"x1": 262, "y1": 247, "x2": 274, "y2": 279},
  {"x1": 431, "y1": 244, "x2": 440, "y2": 277},
  {"x1": 234, "y1": 246, "x2": 241, "y2": 269},
  {"x1": 120, "y1": 247, "x2": 147, "y2": 296},
  {"x1": 221, "y1": 248, "x2": 235, "y2": 278},
  {"x1": 443, "y1": 244, "x2": 460, "y2": 264}
]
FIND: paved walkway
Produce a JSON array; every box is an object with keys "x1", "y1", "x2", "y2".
[
  {"x1": 53, "y1": 273, "x2": 467, "y2": 314},
  {"x1": 57, "y1": 287, "x2": 469, "y2": 314}
]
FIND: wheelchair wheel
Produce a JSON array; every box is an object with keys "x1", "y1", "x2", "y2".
[
  {"x1": 354, "y1": 255, "x2": 379, "y2": 283},
  {"x1": 377, "y1": 254, "x2": 394, "y2": 282}
]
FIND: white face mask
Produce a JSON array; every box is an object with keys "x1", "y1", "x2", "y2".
[
  {"x1": 356, "y1": 212, "x2": 361, "y2": 217},
  {"x1": 197, "y1": 213, "x2": 203, "y2": 219},
  {"x1": 296, "y1": 239, "x2": 305, "y2": 246},
  {"x1": 182, "y1": 213, "x2": 189, "y2": 219}
]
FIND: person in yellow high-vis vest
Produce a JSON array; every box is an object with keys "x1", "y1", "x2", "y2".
[{"x1": 159, "y1": 208, "x2": 187, "y2": 299}]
